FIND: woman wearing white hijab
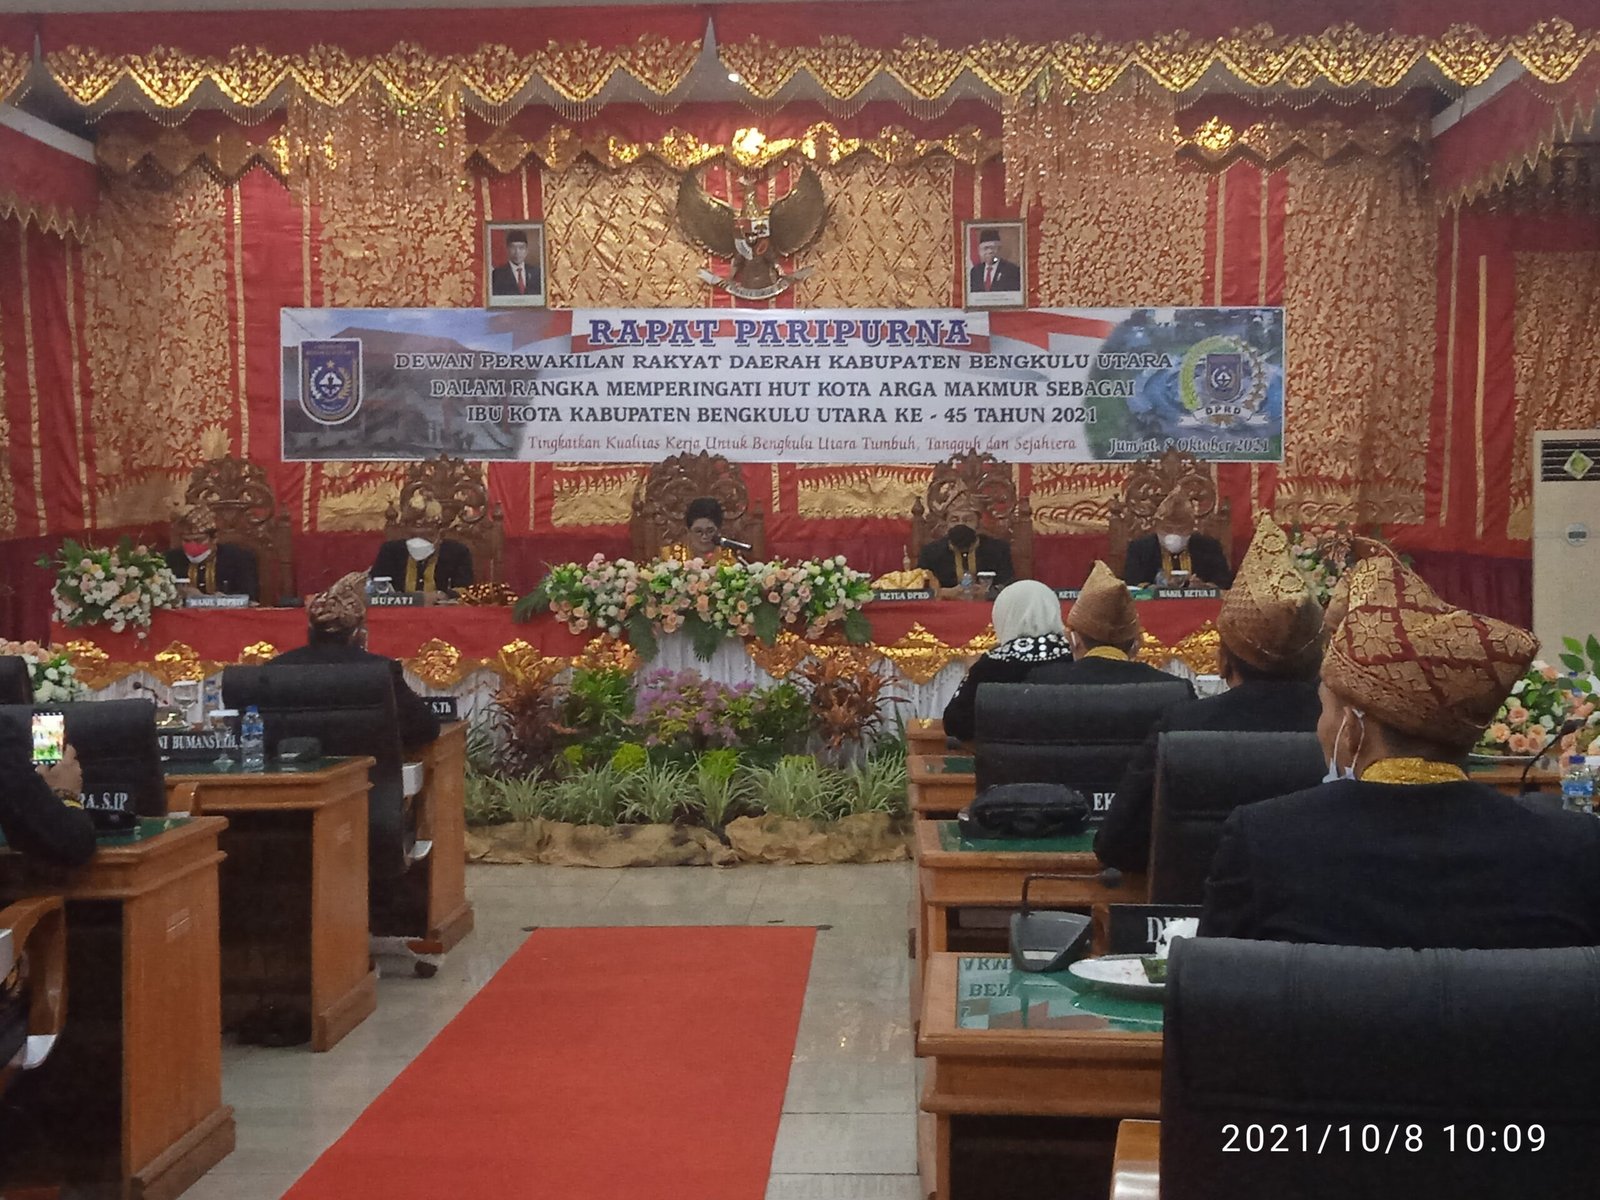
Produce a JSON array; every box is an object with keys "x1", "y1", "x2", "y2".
[{"x1": 941, "y1": 579, "x2": 1073, "y2": 742}]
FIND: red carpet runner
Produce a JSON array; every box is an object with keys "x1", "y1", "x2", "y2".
[{"x1": 283, "y1": 926, "x2": 817, "y2": 1200}]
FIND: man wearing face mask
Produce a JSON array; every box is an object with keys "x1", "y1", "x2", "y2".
[
  {"x1": 1122, "y1": 488, "x2": 1233, "y2": 589},
  {"x1": 1200, "y1": 555, "x2": 1600, "y2": 949},
  {"x1": 370, "y1": 529, "x2": 475, "y2": 595},
  {"x1": 164, "y1": 504, "x2": 260, "y2": 601},
  {"x1": 915, "y1": 492, "x2": 1015, "y2": 593},
  {"x1": 270, "y1": 572, "x2": 441, "y2": 751}
]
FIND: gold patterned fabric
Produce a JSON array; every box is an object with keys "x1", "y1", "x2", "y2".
[
  {"x1": 1360, "y1": 758, "x2": 1469, "y2": 785},
  {"x1": 174, "y1": 504, "x2": 216, "y2": 539},
  {"x1": 1319, "y1": 537, "x2": 1400, "y2": 638},
  {"x1": 307, "y1": 571, "x2": 368, "y2": 635},
  {"x1": 1217, "y1": 515, "x2": 1323, "y2": 673},
  {"x1": 657, "y1": 542, "x2": 737, "y2": 568},
  {"x1": 1177, "y1": 110, "x2": 1430, "y2": 168},
  {"x1": 1322, "y1": 556, "x2": 1538, "y2": 750},
  {"x1": 1067, "y1": 561, "x2": 1141, "y2": 647}
]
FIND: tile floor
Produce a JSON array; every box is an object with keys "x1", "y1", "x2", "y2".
[{"x1": 181, "y1": 861, "x2": 921, "y2": 1200}]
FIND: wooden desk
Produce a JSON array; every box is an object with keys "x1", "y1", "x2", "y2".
[
  {"x1": 909, "y1": 754, "x2": 977, "y2": 820},
  {"x1": 0, "y1": 817, "x2": 234, "y2": 1199},
  {"x1": 373, "y1": 722, "x2": 473, "y2": 954},
  {"x1": 166, "y1": 758, "x2": 377, "y2": 1052},
  {"x1": 908, "y1": 718, "x2": 956, "y2": 759},
  {"x1": 918, "y1": 953, "x2": 1163, "y2": 1200},
  {"x1": 1468, "y1": 763, "x2": 1560, "y2": 796}
]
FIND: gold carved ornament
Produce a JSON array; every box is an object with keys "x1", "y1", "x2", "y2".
[
  {"x1": 0, "y1": 46, "x2": 25, "y2": 106},
  {"x1": 744, "y1": 632, "x2": 812, "y2": 679},
  {"x1": 96, "y1": 124, "x2": 293, "y2": 183},
  {"x1": 1137, "y1": 625, "x2": 1222, "y2": 676},
  {"x1": 872, "y1": 623, "x2": 996, "y2": 686},
  {"x1": 240, "y1": 641, "x2": 278, "y2": 664},
  {"x1": 495, "y1": 639, "x2": 569, "y2": 689},
  {"x1": 1176, "y1": 112, "x2": 1430, "y2": 167},
  {"x1": 63, "y1": 640, "x2": 115, "y2": 690},
  {"x1": 407, "y1": 638, "x2": 468, "y2": 690},
  {"x1": 150, "y1": 641, "x2": 211, "y2": 686},
  {"x1": 45, "y1": 35, "x2": 700, "y2": 111}
]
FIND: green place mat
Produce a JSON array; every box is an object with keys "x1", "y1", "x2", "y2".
[
  {"x1": 937, "y1": 820, "x2": 1095, "y2": 854},
  {"x1": 956, "y1": 955, "x2": 1163, "y2": 1032},
  {"x1": 941, "y1": 755, "x2": 975, "y2": 774}
]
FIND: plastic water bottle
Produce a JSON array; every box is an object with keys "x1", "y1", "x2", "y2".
[
  {"x1": 1559, "y1": 754, "x2": 1598, "y2": 816},
  {"x1": 240, "y1": 706, "x2": 266, "y2": 772},
  {"x1": 202, "y1": 677, "x2": 222, "y2": 728}
]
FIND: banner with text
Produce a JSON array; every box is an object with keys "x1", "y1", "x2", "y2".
[{"x1": 281, "y1": 307, "x2": 1283, "y2": 464}]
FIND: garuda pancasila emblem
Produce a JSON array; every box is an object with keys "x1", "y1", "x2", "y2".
[{"x1": 676, "y1": 164, "x2": 828, "y2": 302}]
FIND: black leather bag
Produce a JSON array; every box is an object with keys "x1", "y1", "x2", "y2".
[{"x1": 959, "y1": 782, "x2": 1090, "y2": 839}]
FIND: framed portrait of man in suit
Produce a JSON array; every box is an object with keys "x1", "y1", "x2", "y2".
[
  {"x1": 484, "y1": 221, "x2": 546, "y2": 308},
  {"x1": 961, "y1": 219, "x2": 1026, "y2": 309}
]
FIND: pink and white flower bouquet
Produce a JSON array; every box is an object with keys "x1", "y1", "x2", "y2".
[
  {"x1": 1476, "y1": 655, "x2": 1600, "y2": 759},
  {"x1": 0, "y1": 640, "x2": 87, "y2": 702},
  {"x1": 41, "y1": 538, "x2": 179, "y2": 636}
]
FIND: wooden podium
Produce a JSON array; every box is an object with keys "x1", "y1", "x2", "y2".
[{"x1": 0, "y1": 818, "x2": 235, "y2": 1199}]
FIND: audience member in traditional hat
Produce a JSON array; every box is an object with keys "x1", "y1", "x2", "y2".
[
  {"x1": 1123, "y1": 488, "x2": 1233, "y2": 588},
  {"x1": 1030, "y1": 561, "x2": 1196, "y2": 692},
  {"x1": 1096, "y1": 515, "x2": 1324, "y2": 872},
  {"x1": 941, "y1": 580, "x2": 1074, "y2": 743},
  {"x1": 1200, "y1": 556, "x2": 1600, "y2": 949},
  {"x1": 371, "y1": 497, "x2": 474, "y2": 594},
  {"x1": 269, "y1": 572, "x2": 441, "y2": 751},
  {"x1": 0, "y1": 713, "x2": 94, "y2": 866},
  {"x1": 164, "y1": 504, "x2": 260, "y2": 600},
  {"x1": 1319, "y1": 534, "x2": 1401, "y2": 638},
  {"x1": 658, "y1": 497, "x2": 740, "y2": 567},
  {"x1": 915, "y1": 489, "x2": 1015, "y2": 593}
]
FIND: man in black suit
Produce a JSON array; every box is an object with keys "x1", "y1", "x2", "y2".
[
  {"x1": 1123, "y1": 487, "x2": 1233, "y2": 588},
  {"x1": 1097, "y1": 515, "x2": 1323, "y2": 872},
  {"x1": 915, "y1": 492, "x2": 1014, "y2": 592},
  {"x1": 490, "y1": 229, "x2": 541, "y2": 298},
  {"x1": 0, "y1": 716, "x2": 95, "y2": 866},
  {"x1": 1201, "y1": 555, "x2": 1600, "y2": 949},
  {"x1": 371, "y1": 534, "x2": 474, "y2": 595},
  {"x1": 269, "y1": 572, "x2": 441, "y2": 752},
  {"x1": 164, "y1": 504, "x2": 259, "y2": 600},
  {"x1": 967, "y1": 228, "x2": 1022, "y2": 297},
  {"x1": 1029, "y1": 560, "x2": 1195, "y2": 691}
]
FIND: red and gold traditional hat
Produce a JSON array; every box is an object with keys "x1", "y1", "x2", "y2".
[
  {"x1": 1068, "y1": 560, "x2": 1141, "y2": 647},
  {"x1": 308, "y1": 571, "x2": 369, "y2": 634},
  {"x1": 175, "y1": 504, "x2": 218, "y2": 539},
  {"x1": 1322, "y1": 556, "x2": 1538, "y2": 749},
  {"x1": 1154, "y1": 488, "x2": 1196, "y2": 531},
  {"x1": 1320, "y1": 536, "x2": 1400, "y2": 637},
  {"x1": 1217, "y1": 515, "x2": 1323, "y2": 673}
]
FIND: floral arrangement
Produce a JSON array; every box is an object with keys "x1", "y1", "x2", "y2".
[
  {"x1": 0, "y1": 640, "x2": 87, "y2": 703},
  {"x1": 1288, "y1": 525, "x2": 1396, "y2": 605},
  {"x1": 40, "y1": 538, "x2": 179, "y2": 635},
  {"x1": 1476, "y1": 648, "x2": 1600, "y2": 759},
  {"x1": 516, "y1": 554, "x2": 873, "y2": 659},
  {"x1": 631, "y1": 670, "x2": 810, "y2": 754}
]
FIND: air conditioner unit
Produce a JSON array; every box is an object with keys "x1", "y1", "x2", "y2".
[{"x1": 1532, "y1": 429, "x2": 1600, "y2": 654}]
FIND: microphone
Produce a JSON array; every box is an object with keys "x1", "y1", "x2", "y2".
[
  {"x1": 717, "y1": 536, "x2": 754, "y2": 552},
  {"x1": 1521, "y1": 717, "x2": 1585, "y2": 794}
]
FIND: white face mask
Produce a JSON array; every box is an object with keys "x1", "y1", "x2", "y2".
[
  {"x1": 1322, "y1": 707, "x2": 1365, "y2": 783},
  {"x1": 405, "y1": 537, "x2": 436, "y2": 562},
  {"x1": 183, "y1": 548, "x2": 213, "y2": 564},
  {"x1": 1159, "y1": 532, "x2": 1189, "y2": 555}
]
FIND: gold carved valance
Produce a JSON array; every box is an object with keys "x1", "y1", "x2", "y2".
[
  {"x1": 718, "y1": 20, "x2": 1599, "y2": 101},
  {"x1": 1176, "y1": 111, "x2": 1431, "y2": 167}
]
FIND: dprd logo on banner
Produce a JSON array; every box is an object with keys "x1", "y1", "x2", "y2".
[{"x1": 299, "y1": 339, "x2": 363, "y2": 425}]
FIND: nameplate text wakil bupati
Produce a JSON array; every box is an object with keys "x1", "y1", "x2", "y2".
[
  {"x1": 870, "y1": 589, "x2": 933, "y2": 602},
  {"x1": 183, "y1": 594, "x2": 251, "y2": 609},
  {"x1": 369, "y1": 593, "x2": 424, "y2": 607}
]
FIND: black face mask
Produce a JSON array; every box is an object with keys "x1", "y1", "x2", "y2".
[{"x1": 947, "y1": 524, "x2": 977, "y2": 551}]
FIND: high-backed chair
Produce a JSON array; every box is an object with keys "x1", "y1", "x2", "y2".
[
  {"x1": 630, "y1": 451, "x2": 765, "y2": 561},
  {"x1": 908, "y1": 449, "x2": 1034, "y2": 580},
  {"x1": 178, "y1": 454, "x2": 294, "y2": 603},
  {"x1": 383, "y1": 455, "x2": 505, "y2": 585},
  {"x1": 1148, "y1": 730, "x2": 1325, "y2": 904},
  {"x1": 1106, "y1": 448, "x2": 1231, "y2": 573},
  {"x1": 0, "y1": 896, "x2": 66, "y2": 1093},
  {"x1": 222, "y1": 663, "x2": 408, "y2": 887},
  {"x1": 1157, "y1": 938, "x2": 1600, "y2": 1199},
  {"x1": 0, "y1": 701, "x2": 166, "y2": 821},
  {"x1": 0, "y1": 657, "x2": 32, "y2": 705},
  {"x1": 973, "y1": 681, "x2": 1192, "y2": 815}
]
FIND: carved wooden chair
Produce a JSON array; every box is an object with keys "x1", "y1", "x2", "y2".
[
  {"x1": 1, "y1": 895, "x2": 66, "y2": 1095},
  {"x1": 908, "y1": 449, "x2": 1034, "y2": 580},
  {"x1": 383, "y1": 456, "x2": 505, "y2": 585},
  {"x1": 1107, "y1": 448, "x2": 1232, "y2": 571},
  {"x1": 177, "y1": 456, "x2": 294, "y2": 602},
  {"x1": 629, "y1": 451, "x2": 766, "y2": 561}
]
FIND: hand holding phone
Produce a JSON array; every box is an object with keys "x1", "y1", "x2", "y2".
[
  {"x1": 31, "y1": 712, "x2": 65, "y2": 766},
  {"x1": 36, "y1": 743, "x2": 82, "y2": 798}
]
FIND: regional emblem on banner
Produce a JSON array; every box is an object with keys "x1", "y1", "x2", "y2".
[
  {"x1": 1179, "y1": 336, "x2": 1265, "y2": 425},
  {"x1": 299, "y1": 339, "x2": 362, "y2": 425}
]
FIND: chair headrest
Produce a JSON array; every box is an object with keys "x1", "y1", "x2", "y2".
[{"x1": 976, "y1": 681, "x2": 1192, "y2": 744}]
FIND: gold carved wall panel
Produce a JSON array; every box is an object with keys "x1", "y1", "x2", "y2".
[
  {"x1": 550, "y1": 463, "x2": 646, "y2": 527},
  {"x1": 1511, "y1": 251, "x2": 1600, "y2": 539},
  {"x1": 792, "y1": 156, "x2": 954, "y2": 309},
  {"x1": 795, "y1": 466, "x2": 933, "y2": 521},
  {"x1": 541, "y1": 158, "x2": 705, "y2": 309},
  {"x1": 1277, "y1": 156, "x2": 1434, "y2": 526},
  {"x1": 85, "y1": 173, "x2": 232, "y2": 527}
]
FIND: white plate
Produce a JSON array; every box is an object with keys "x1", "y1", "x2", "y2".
[{"x1": 1066, "y1": 954, "x2": 1166, "y2": 1000}]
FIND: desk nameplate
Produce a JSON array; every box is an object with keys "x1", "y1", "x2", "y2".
[
  {"x1": 183, "y1": 594, "x2": 251, "y2": 609},
  {"x1": 368, "y1": 593, "x2": 424, "y2": 607},
  {"x1": 872, "y1": 589, "x2": 934, "y2": 602}
]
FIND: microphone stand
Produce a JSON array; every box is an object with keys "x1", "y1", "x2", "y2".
[{"x1": 1521, "y1": 718, "x2": 1584, "y2": 795}]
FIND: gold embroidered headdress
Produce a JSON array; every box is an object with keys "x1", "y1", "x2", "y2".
[
  {"x1": 307, "y1": 571, "x2": 369, "y2": 635},
  {"x1": 1322, "y1": 556, "x2": 1538, "y2": 750},
  {"x1": 1154, "y1": 488, "x2": 1196, "y2": 531},
  {"x1": 175, "y1": 504, "x2": 217, "y2": 539},
  {"x1": 1217, "y1": 515, "x2": 1323, "y2": 673},
  {"x1": 1320, "y1": 536, "x2": 1400, "y2": 638},
  {"x1": 1067, "y1": 560, "x2": 1141, "y2": 647}
]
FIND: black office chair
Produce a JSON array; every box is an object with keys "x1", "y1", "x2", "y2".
[
  {"x1": 1160, "y1": 938, "x2": 1600, "y2": 1199},
  {"x1": 1148, "y1": 730, "x2": 1325, "y2": 903},
  {"x1": 0, "y1": 701, "x2": 166, "y2": 823},
  {"x1": 222, "y1": 663, "x2": 408, "y2": 884},
  {"x1": 974, "y1": 681, "x2": 1192, "y2": 819},
  {"x1": 0, "y1": 657, "x2": 33, "y2": 705}
]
